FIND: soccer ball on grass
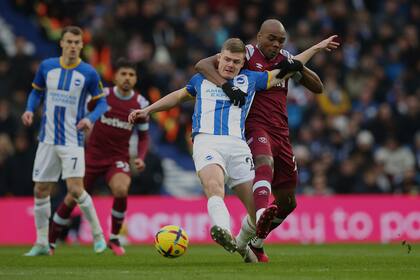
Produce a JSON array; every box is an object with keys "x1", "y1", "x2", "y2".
[{"x1": 154, "y1": 225, "x2": 189, "y2": 258}]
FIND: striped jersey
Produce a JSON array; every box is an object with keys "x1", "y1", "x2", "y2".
[
  {"x1": 32, "y1": 57, "x2": 104, "y2": 147},
  {"x1": 185, "y1": 70, "x2": 269, "y2": 140}
]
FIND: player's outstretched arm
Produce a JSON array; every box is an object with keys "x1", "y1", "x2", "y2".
[
  {"x1": 128, "y1": 88, "x2": 193, "y2": 124},
  {"x1": 294, "y1": 35, "x2": 340, "y2": 64},
  {"x1": 300, "y1": 66, "x2": 323, "y2": 94},
  {"x1": 195, "y1": 55, "x2": 226, "y2": 87}
]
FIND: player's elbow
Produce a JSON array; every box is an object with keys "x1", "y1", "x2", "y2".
[{"x1": 312, "y1": 82, "x2": 323, "y2": 94}]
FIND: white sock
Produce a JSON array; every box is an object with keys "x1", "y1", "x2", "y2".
[
  {"x1": 256, "y1": 208, "x2": 265, "y2": 223},
  {"x1": 236, "y1": 215, "x2": 256, "y2": 249},
  {"x1": 75, "y1": 191, "x2": 103, "y2": 239},
  {"x1": 34, "y1": 196, "x2": 51, "y2": 246},
  {"x1": 207, "y1": 195, "x2": 231, "y2": 232},
  {"x1": 250, "y1": 236, "x2": 264, "y2": 248},
  {"x1": 109, "y1": 233, "x2": 119, "y2": 240}
]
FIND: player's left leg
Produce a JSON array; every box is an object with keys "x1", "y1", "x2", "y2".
[
  {"x1": 59, "y1": 146, "x2": 106, "y2": 253},
  {"x1": 48, "y1": 193, "x2": 76, "y2": 253},
  {"x1": 232, "y1": 181, "x2": 258, "y2": 263},
  {"x1": 66, "y1": 177, "x2": 106, "y2": 253},
  {"x1": 107, "y1": 172, "x2": 131, "y2": 256}
]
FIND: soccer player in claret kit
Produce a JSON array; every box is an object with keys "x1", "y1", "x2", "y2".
[
  {"x1": 49, "y1": 58, "x2": 150, "y2": 255},
  {"x1": 196, "y1": 19, "x2": 339, "y2": 261},
  {"x1": 129, "y1": 38, "x2": 315, "y2": 263},
  {"x1": 21, "y1": 26, "x2": 109, "y2": 256}
]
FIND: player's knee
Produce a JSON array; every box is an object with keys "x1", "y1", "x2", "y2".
[
  {"x1": 34, "y1": 183, "x2": 51, "y2": 198},
  {"x1": 203, "y1": 179, "x2": 224, "y2": 198},
  {"x1": 254, "y1": 155, "x2": 274, "y2": 170},
  {"x1": 67, "y1": 184, "x2": 83, "y2": 199},
  {"x1": 112, "y1": 185, "x2": 129, "y2": 198}
]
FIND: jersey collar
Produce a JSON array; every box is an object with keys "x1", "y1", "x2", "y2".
[
  {"x1": 114, "y1": 86, "x2": 134, "y2": 100},
  {"x1": 59, "y1": 57, "x2": 81, "y2": 69}
]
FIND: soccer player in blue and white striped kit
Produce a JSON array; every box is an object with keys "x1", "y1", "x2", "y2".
[
  {"x1": 21, "y1": 26, "x2": 108, "y2": 256},
  {"x1": 129, "y1": 38, "x2": 298, "y2": 262}
]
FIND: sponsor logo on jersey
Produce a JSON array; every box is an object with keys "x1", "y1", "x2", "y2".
[
  {"x1": 206, "y1": 88, "x2": 225, "y2": 98},
  {"x1": 74, "y1": 79, "x2": 81, "y2": 86},
  {"x1": 205, "y1": 155, "x2": 213, "y2": 161},
  {"x1": 255, "y1": 63, "x2": 263, "y2": 69},
  {"x1": 50, "y1": 91, "x2": 77, "y2": 105},
  {"x1": 258, "y1": 137, "x2": 268, "y2": 144},
  {"x1": 100, "y1": 115, "x2": 133, "y2": 130}
]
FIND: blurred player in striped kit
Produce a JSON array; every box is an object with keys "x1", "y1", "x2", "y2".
[
  {"x1": 49, "y1": 58, "x2": 150, "y2": 255},
  {"x1": 21, "y1": 26, "x2": 109, "y2": 256}
]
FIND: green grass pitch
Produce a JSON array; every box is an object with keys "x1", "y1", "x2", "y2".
[{"x1": 0, "y1": 244, "x2": 419, "y2": 280}]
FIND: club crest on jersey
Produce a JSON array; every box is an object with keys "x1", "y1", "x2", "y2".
[
  {"x1": 74, "y1": 79, "x2": 81, "y2": 86},
  {"x1": 258, "y1": 137, "x2": 268, "y2": 144},
  {"x1": 236, "y1": 76, "x2": 245, "y2": 85}
]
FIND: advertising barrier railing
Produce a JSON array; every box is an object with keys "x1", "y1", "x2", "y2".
[{"x1": 0, "y1": 195, "x2": 419, "y2": 244}]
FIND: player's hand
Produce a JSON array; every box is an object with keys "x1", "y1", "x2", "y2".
[
  {"x1": 76, "y1": 118, "x2": 93, "y2": 133},
  {"x1": 21, "y1": 111, "x2": 34, "y2": 126},
  {"x1": 134, "y1": 158, "x2": 146, "y2": 172},
  {"x1": 275, "y1": 58, "x2": 304, "y2": 79},
  {"x1": 128, "y1": 109, "x2": 149, "y2": 124},
  {"x1": 222, "y1": 82, "x2": 247, "y2": 108},
  {"x1": 314, "y1": 35, "x2": 340, "y2": 52}
]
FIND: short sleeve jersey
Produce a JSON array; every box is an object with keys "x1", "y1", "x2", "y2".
[
  {"x1": 185, "y1": 70, "x2": 269, "y2": 140},
  {"x1": 244, "y1": 44, "x2": 293, "y2": 136},
  {"x1": 85, "y1": 87, "x2": 149, "y2": 162}
]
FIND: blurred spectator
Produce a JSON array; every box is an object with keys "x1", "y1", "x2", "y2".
[
  {"x1": 303, "y1": 173, "x2": 334, "y2": 196},
  {"x1": 375, "y1": 136, "x2": 416, "y2": 190},
  {"x1": 2, "y1": 130, "x2": 35, "y2": 196}
]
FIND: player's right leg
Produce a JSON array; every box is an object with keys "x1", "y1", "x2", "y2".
[
  {"x1": 246, "y1": 129, "x2": 277, "y2": 238},
  {"x1": 107, "y1": 171, "x2": 131, "y2": 256},
  {"x1": 198, "y1": 164, "x2": 237, "y2": 253},
  {"x1": 193, "y1": 135, "x2": 237, "y2": 253},
  {"x1": 25, "y1": 143, "x2": 60, "y2": 256},
  {"x1": 25, "y1": 182, "x2": 55, "y2": 256}
]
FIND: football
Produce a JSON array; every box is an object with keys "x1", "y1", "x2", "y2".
[{"x1": 154, "y1": 225, "x2": 189, "y2": 258}]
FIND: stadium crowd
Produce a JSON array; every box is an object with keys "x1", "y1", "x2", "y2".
[{"x1": 0, "y1": 0, "x2": 419, "y2": 197}]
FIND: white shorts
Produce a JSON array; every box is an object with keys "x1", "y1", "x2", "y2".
[
  {"x1": 192, "y1": 134, "x2": 255, "y2": 189},
  {"x1": 32, "y1": 142, "x2": 85, "y2": 182}
]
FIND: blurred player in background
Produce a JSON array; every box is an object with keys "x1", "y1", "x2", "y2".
[
  {"x1": 21, "y1": 26, "x2": 109, "y2": 256},
  {"x1": 196, "y1": 19, "x2": 339, "y2": 262},
  {"x1": 129, "y1": 38, "x2": 307, "y2": 263},
  {"x1": 49, "y1": 58, "x2": 150, "y2": 256}
]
